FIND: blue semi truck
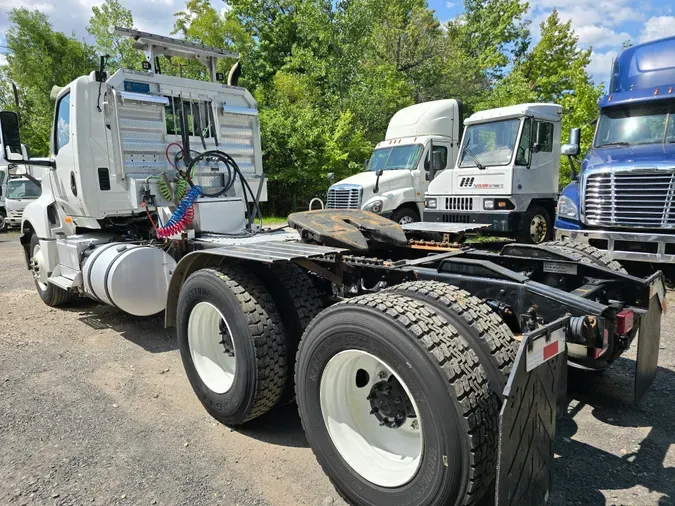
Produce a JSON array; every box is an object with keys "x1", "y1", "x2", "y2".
[{"x1": 555, "y1": 35, "x2": 675, "y2": 262}]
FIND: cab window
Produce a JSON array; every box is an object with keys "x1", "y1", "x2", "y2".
[
  {"x1": 432, "y1": 145, "x2": 448, "y2": 170},
  {"x1": 535, "y1": 121, "x2": 554, "y2": 152},
  {"x1": 55, "y1": 92, "x2": 71, "y2": 154},
  {"x1": 516, "y1": 118, "x2": 532, "y2": 165}
]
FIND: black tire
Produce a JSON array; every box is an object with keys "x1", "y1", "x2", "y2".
[
  {"x1": 519, "y1": 205, "x2": 551, "y2": 244},
  {"x1": 251, "y1": 262, "x2": 324, "y2": 402},
  {"x1": 388, "y1": 280, "x2": 518, "y2": 393},
  {"x1": 176, "y1": 266, "x2": 287, "y2": 425},
  {"x1": 296, "y1": 292, "x2": 498, "y2": 506},
  {"x1": 0, "y1": 209, "x2": 7, "y2": 233},
  {"x1": 544, "y1": 240, "x2": 626, "y2": 273},
  {"x1": 30, "y1": 233, "x2": 72, "y2": 306},
  {"x1": 390, "y1": 206, "x2": 419, "y2": 225}
]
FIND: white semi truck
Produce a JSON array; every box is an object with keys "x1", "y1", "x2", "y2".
[
  {"x1": 424, "y1": 103, "x2": 562, "y2": 244},
  {"x1": 13, "y1": 28, "x2": 666, "y2": 506},
  {"x1": 326, "y1": 99, "x2": 462, "y2": 224}
]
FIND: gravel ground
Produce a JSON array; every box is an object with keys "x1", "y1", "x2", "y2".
[{"x1": 1, "y1": 232, "x2": 674, "y2": 506}]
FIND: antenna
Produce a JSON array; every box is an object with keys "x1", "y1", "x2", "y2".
[{"x1": 111, "y1": 26, "x2": 239, "y2": 82}]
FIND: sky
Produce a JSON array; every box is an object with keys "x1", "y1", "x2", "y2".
[{"x1": 0, "y1": 0, "x2": 674, "y2": 85}]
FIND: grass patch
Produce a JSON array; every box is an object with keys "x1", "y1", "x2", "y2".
[{"x1": 263, "y1": 216, "x2": 289, "y2": 226}]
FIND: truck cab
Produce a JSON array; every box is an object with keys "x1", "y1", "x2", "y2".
[
  {"x1": 4, "y1": 176, "x2": 41, "y2": 228},
  {"x1": 424, "y1": 103, "x2": 562, "y2": 243},
  {"x1": 556, "y1": 36, "x2": 675, "y2": 262},
  {"x1": 326, "y1": 99, "x2": 461, "y2": 225}
]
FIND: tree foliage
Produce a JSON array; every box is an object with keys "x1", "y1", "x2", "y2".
[
  {"x1": 0, "y1": 0, "x2": 603, "y2": 207},
  {"x1": 0, "y1": 8, "x2": 97, "y2": 155},
  {"x1": 87, "y1": 0, "x2": 142, "y2": 71}
]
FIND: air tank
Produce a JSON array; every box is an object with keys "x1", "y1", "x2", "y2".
[{"x1": 82, "y1": 243, "x2": 176, "y2": 316}]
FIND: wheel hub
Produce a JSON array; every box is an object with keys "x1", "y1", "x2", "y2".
[{"x1": 367, "y1": 377, "x2": 416, "y2": 428}]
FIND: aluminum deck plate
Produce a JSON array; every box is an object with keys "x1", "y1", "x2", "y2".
[
  {"x1": 400, "y1": 222, "x2": 491, "y2": 234},
  {"x1": 211, "y1": 240, "x2": 346, "y2": 263},
  {"x1": 196, "y1": 228, "x2": 300, "y2": 246}
]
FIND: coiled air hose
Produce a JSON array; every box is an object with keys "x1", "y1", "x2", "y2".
[{"x1": 156, "y1": 185, "x2": 201, "y2": 238}]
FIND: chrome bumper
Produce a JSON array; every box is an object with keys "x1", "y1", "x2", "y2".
[{"x1": 555, "y1": 228, "x2": 675, "y2": 263}]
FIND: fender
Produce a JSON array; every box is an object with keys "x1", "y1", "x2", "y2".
[{"x1": 363, "y1": 186, "x2": 420, "y2": 215}]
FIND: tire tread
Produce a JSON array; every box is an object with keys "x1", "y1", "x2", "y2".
[
  {"x1": 297, "y1": 292, "x2": 498, "y2": 505},
  {"x1": 207, "y1": 266, "x2": 287, "y2": 423}
]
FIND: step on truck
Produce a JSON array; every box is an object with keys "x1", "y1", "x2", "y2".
[
  {"x1": 325, "y1": 99, "x2": 462, "y2": 225},
  {"x1": 424, "y1": 103, "x2": 562, "y2": 244},
  {"x1": 14, "y1": 28, "x2": 665, "y2": 506},
  {"x1": 556, "y1": 35, "x2": 675, "y2": 262}
]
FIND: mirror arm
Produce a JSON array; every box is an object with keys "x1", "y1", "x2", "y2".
[
  {"x1": 567, "y1": 156, "x2": 577, "y2": 181},
  {"x1": 23, "y1": 159, "x2": 56, "y2": 169},
  {"x1": 23, "y1": 173, "x2": 42, "y2": 189}
]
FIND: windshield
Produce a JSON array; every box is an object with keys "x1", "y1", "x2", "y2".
[
  {"x1": 459, "y1": 119, "x2": 520, "y2": 167},
  {"x1": 7, "y1": 180, "x2": 41, "y2": 199},
  {"x1": 367, "y1": 144, "x2": 423, "y2": 171},
  {"x1": 595, "y1": 102, "x2": 675, "y2": 147}
]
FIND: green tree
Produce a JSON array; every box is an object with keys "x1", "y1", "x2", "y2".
[
  {"x1": 87, "y1": 0, "x2": 142, "y2": 71},
  {"x1": 448, "y1": 0, "x2": 531, "y2": 80},
  {"x1": 1, "y1": 8, "x2": 97, "y2": 155}
]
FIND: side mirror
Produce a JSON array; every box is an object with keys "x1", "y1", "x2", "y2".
[
  {"x1": 532, "y1": 142, "x2": 542, "y2": 154},
  {"x1": 0, "y1": 111, "x2": 23, "y2": 162},
  {"x1": 363, "y1": 158, "x2": 370, "y2": 171},
  {"x1": 327, "y1": 172, "x2": 335, "y2": 184},
  {"x1": 561, "y1": 144, "x2": 580, "y2": 156},
  {"x1": 562, "y1": 127, "x2": 581, "y2": 156}
]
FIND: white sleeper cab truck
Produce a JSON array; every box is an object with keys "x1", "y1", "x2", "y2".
[
  {"x1": 11, "y1": 28, "x2": 667, "y2": 506},
  {"x1": 326, "y1": 99, "x2": 461, "y2": 224},
  {"x1": 424, "y1": 103, "x2": 562, "y2": 243}
]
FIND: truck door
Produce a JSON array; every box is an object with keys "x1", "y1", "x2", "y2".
[
  {"x1": 514, "y1": 119, "x2": 556, "y2": 197},
  {"x1": 51, "y1": 90, "x2": 80, "y2": 216}
]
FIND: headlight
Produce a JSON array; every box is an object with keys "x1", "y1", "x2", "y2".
[
  {"x1": 557, "y1": 195, "x2": 578, "y2": 219},
  {"x1": 483, "y1": 199, "x2": 495, "y2": 210},
  {"x1": 424, "y1": 197, "x2": 437, "y2": 209},
  {"x1": 363, "y1": 199, "x2": 384, "y2": 214}
]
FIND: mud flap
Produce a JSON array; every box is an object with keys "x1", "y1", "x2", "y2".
[
  {"x1": 635, "y1": 274, "x2": 665, "y2": 403},
  {"x1": 496, "y1": 316, "x2": 569, "y2": 506}
]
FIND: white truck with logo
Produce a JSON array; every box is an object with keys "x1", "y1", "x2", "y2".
[
  {"x1": 326, "y1": 99, "x2": 462, "y2": 224},
  {"x1": 424, "y1": 103, "x2": 562, "y2": 243}
]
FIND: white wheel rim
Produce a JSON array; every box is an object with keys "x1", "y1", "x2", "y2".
[
  {"x1": 31, "y1": 244, "x2": 48, "y2": 291},
  {"x1": 398, "y1": 215, "x2": 416, "y2": 225},
  {"x1": 320, "y1": 350, "x2": 423, "y2": 488},
  {"x1": 529, "y1": 215, "x2": 547, "y2": 243},
  {"x1": 188, "y1": 302, "x2": 237, "y2": 394}
]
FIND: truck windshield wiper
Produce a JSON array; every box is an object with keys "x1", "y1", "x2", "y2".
[
  {"x1": 596, "y1": 141, "x2": 630, "y2": 147},
  {"x1": 461, "y1": 145, "x2": 485, "y2": 170}
]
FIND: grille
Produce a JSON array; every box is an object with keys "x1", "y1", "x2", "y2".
[
  {"x1": 584, "y1": 171, "x2": 675, "y2": 228},
  {"x1": 442, "y1": 214, "x2": 470, "y2": 223},
  {"x1": 327, "y1": 187, "x2": 362, "y2": 209},
  {"x1": 445, "y1": 197, "x2": 473, "y2": 211}
]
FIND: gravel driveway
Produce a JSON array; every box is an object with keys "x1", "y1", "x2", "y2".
[{"x1": 1, "y1": 233, "x2": 673, "y2": 506}]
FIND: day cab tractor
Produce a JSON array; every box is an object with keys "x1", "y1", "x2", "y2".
[
  {"x1": 11, "y1": 28, "x2": 665, "y2": 506},
  {"x1": 424, "y1": 103, "x2": 562, "y2": 244}
]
